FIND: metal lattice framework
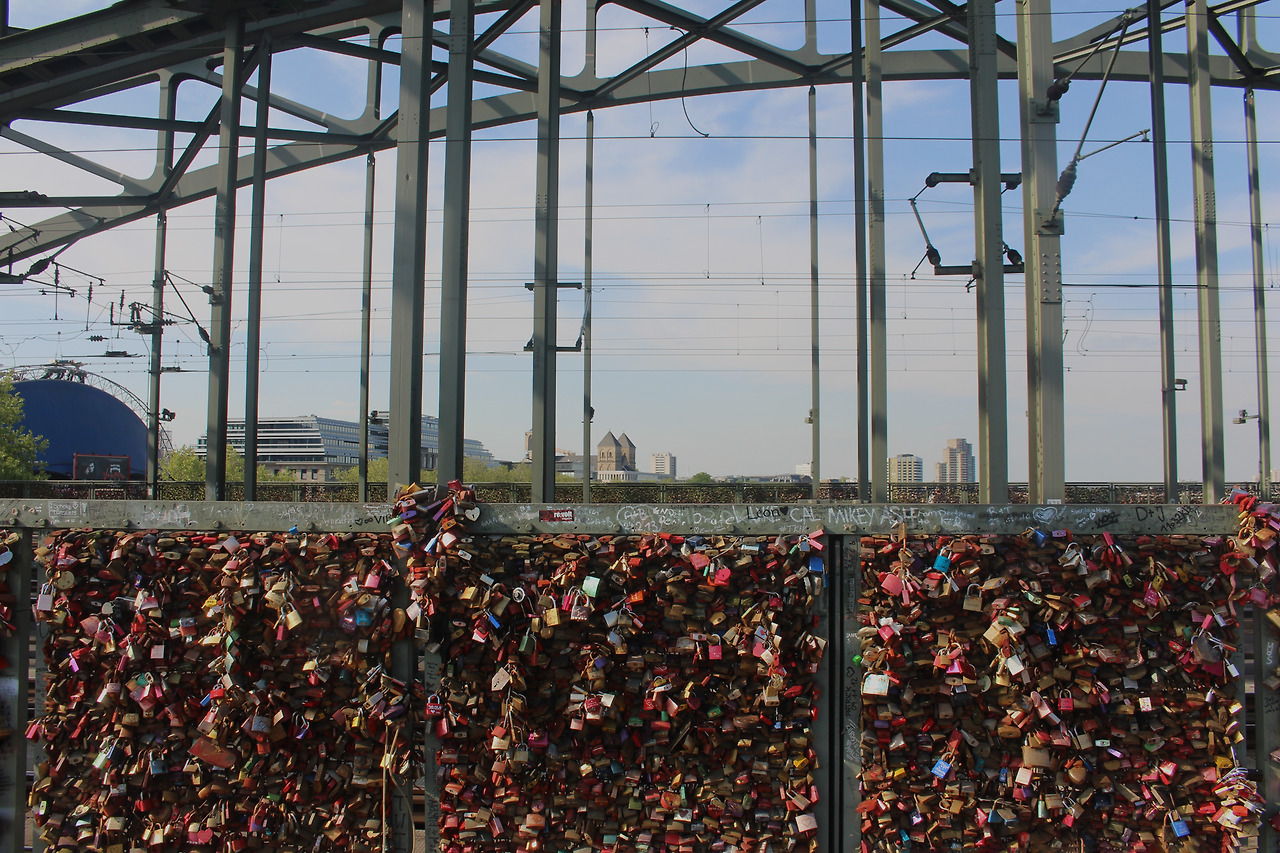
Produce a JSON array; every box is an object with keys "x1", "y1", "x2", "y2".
[
  {"x1": 0, "y1": 0, "x2": 1272, "y2": 260},
  {"x1": 1, "y1": 7, "x2": 1280, "y2": 852},
  {"x1": 0, "y1": 0, "x2": 1276, "y2": 508}
]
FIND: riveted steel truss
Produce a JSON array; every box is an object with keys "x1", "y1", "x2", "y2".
[{"x1": 0, "y1": 0, "x2": 1278, "y2": 515}]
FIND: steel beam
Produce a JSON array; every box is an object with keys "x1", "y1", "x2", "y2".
[
  {"x1": 866, "y1": 0, "x2": 888, "y2": 503},
  {"x1": 0, "y1": 46, "x2": 1267, "y2": 265},
  {"x1": 0, "y1": 127, "x2": 152, "y2": 194},
  {"x1": 205, "y1": 14, "x2": 244, "y2": 502},
  {"x1": 607, "y1": 0, "x2": 812, "y2": 77},
  {"x1": 970, "y1": 0, "x2": 1008, "y2": 504},
  {"x1": 1245, "y1": 88, "x2": 1271, "y2": 497},
  {"x1": 1017, "y1": 0, "x2": 1064, "y2": 504},
  {"x1": 15, "y1": 107, "x2": 363, "y2": 143},
  {"x1": 359, "y1": 149, "x2": 376, "y2": 503},
  {"x1": 851, "y1": 0, "x2": 870, "y2": 504},
  {"x1": 591, "y1": 0, "x2": 769, "y2": 100},
  {"x1": 885, "y1": 0, "x2": 1019, "y2": 58},
  {"x1": 1150, "y1": 0, "x2": 1179, "y2": 503},
  {"x1": 388, "y1": 0, "x2": 432, "y2": 491},
  {"x1": 0, "y1": 500, "x2": 1240, "y2": 537},
  {"x1": 359, "y1": 33, "x2": 382, "y2": 504},
  {"x1": 582, "y1": 0, "x2": 598, "y2": 504},
  {"x1": 583, "y1": 109, "x2": 595, "y2": 503},
  {"x1": 244, "y1": 39, "x2": 272, "y2": 502},
  {"x1": 148, "y1": 79, "x2": 175, "y2": 499},
  {"x1": 1186, "y1": 0, "x2": 1225, "y2": 503},
  {"x1": 438, "y1": 0, "x2": 476, "y2": 488},
  {"x1": 530, "y1": 0, "x2": 561, "y2": 504},
  {"x1": 840, "y1": 537, "x2": 861, "y2": 851},
  {"x1": 0, "y1": 0, "x2": 405, "y2": 120},
  {"x1": 808, "y1": 84, "x2": 821, "y2": 500},
  {"x1": 382, "y1": 34, "x2": 422, "y2": 853}
]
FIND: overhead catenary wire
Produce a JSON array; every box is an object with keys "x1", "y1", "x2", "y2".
[
  {"x1": 5, "y1": 9, "x2": 1274, "y2": 397},
  {"x1": 1051, "y1": 9, "x2": 1137, "y2": 216}
]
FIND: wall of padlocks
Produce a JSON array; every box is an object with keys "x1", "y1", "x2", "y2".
[
  {"x1": 857, "y1": 523, "x2": 1272, "y2": 852},
  {"x1": 423, "y1": 534, "x2": 829, "y2": 853},
  {"x1": 1, "y1": 490, "x2": 1277, "y2": 853},
  {"x1": 28, "y1": 525, "x2": 417, "y2": 852}
]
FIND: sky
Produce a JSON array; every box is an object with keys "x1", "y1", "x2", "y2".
[{"x1": 2, "y1": 0, "x2": 1280, "y2": 483}]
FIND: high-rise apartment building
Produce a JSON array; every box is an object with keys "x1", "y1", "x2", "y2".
[
  {"x1": 887, "y1": 454, "x2": 924, "y2": 483},
  {"x1": 935, "y1": 438, "x2": 976, "y2": 483}
]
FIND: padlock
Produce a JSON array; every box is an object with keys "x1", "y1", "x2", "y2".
[{"x1": 36, "y1": 582, "x2": 55, "y2": 612}]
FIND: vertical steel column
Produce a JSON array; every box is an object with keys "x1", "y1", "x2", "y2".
[
  {"x1": 841, "y1": 536, "x2": 862, "y2": 850},
  {"x1": 420, "y1": 644, "x2": 444, "y2": 853},
  {"x1": 359, "y1": 35, "x2": 382, "y2": 504},
  {"x1": 850, "y1": 0, "x2": 869, "y2": 504},
  {"x1": 1186, "y1": 0, "x2": 1225, "y2": 503},
  {"x1": 1149, "y1": 0, "x2": 1178, "y2": 503},
  {"x1": 149, "y1": 81, "x2": 175, "y2": 498},
  {"x1": 387, "y1": 580, "x2": 415, "y2": 853},
  {"x1": 149, "y1": 215, "x2": 166, "y2": 497},
  {"x1": 205, "y1": 14, "x2": 244, "y2": 501},
  {"x1": 583, "y1": 110, "x2": 594, "y2": 503},
  {"x1": 1245, "y1": 88, "x2": 1271, "y2": 495},
  {"x1": 582, "y1": 0, "x2": 598, "y2": 503},
  {"x1": 244, "y1": 39, "x2": 271, "y2": 501},
  {"x1": 0, "y1": 531, "x2": 32, "y2": 853},
  {"x1": 969, "y1": 0, "x2": 1008, "y2": 504},
  {"x1": 359, "y1": 151, "x2": 376, "y2": 502},
  {"x1": 389, "y1": 13, "x2": 428, "y2": 837},
  {"x1": 531, "y1": 0, "x2": 562, "y2": 504},
  {"x1": 1017, "y1": 0, "x2": 1065, "y2": 504},
  {"x1": 808, "y1": 85, "x2": 821, "y2": 500},
  {"x1": 865, "y1": 0, "x2": 888, "y2": 503},
  {"x1": 439, "y1": 0, "x2": 476, "y2": 487},
  {"x1": 388, "y1": 0, "x2": 432, "y2": 490}
]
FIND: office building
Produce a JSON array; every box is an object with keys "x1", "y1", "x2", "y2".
[
  {"x1": 651, "y1": 452, "x2": 677, "y2": 477},
  {"x1": 199, "y1": 414, "x2": 494, "y2": 482},
  {"x1": 887, "y1": 454, "x2": 924, "y2": 483}
]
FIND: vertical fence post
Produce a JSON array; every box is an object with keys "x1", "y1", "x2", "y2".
[
  {"x1": 0, "y1": 530, "x2": 32, "y2": 853},
  {"x1": 1257, "y1": 607, "x2": 1279, "y2": 849}
]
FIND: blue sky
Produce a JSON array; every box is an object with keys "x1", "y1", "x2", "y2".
[{"x1": 2, "y1": 1, "x2": 1279, "y2": 482}]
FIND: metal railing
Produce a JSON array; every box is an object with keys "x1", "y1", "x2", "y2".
[{"x1": 0, "y1": 480, "x2": 1272, "y2": 504}]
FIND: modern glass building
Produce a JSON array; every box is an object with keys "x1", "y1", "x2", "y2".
[{"x1": 198, "y1": 415, "x2": 495, "y2": 481}]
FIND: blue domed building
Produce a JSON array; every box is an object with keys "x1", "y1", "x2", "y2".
[{"x1": 9, "y1": 363, "x2": 151, "y2": 480}]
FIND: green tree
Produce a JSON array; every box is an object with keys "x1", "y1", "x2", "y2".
[
  {"x1": 687, "y1": 471, "x2": 714, "y2": 484},
  {"x1": 161, "y1": 444, "x2": 295, "y2": 482},
  {"x1": 335, "y1": 455, "x2": 571, "y2": 486},
  {"x1": 0, "y1": 377, "x2": 47, "y2": 480},
  {"x1": 334, "y1": 457, "x2": 390, "y2": 484},
  {"x1": 160, "y1": 445, "x2": 205, "y2": 481}
]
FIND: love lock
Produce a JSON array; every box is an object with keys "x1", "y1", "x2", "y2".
[
  {"x1": 24, "y1": 484, "x2": 489, "y2": 853},
  {"x1": 859, "y1": 526, "x2": 1270, "y2": 850}
]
